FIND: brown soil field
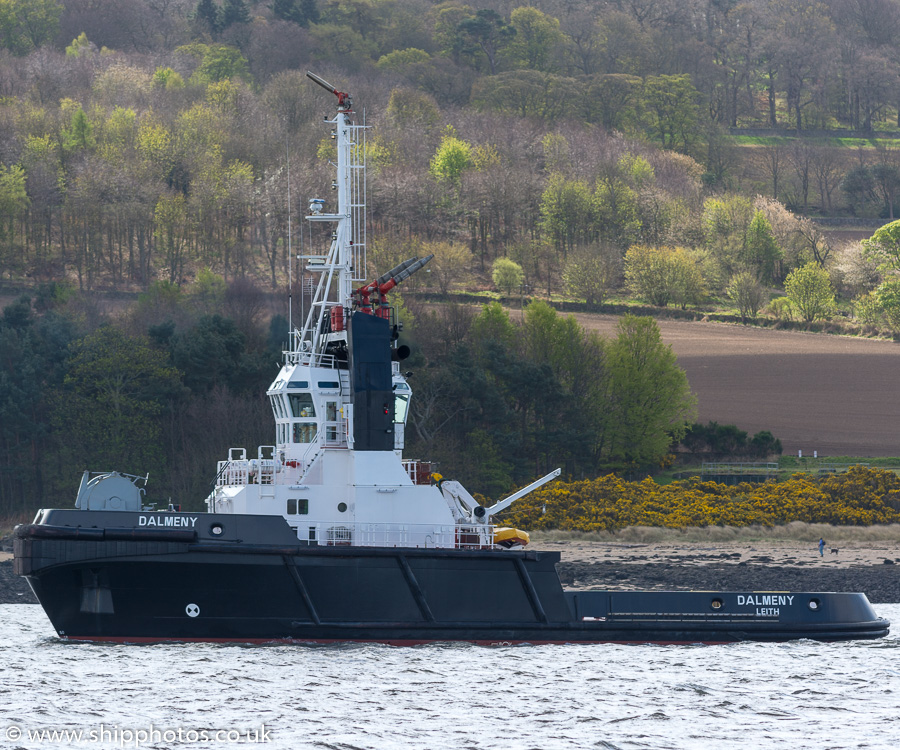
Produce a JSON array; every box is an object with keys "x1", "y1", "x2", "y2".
[{"x1": 573, "y1": 314, "x2": 900, "y2": 457}]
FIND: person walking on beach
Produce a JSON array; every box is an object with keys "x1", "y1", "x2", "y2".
[{"x1": 818, "y1": 538, "x2": 825, "y2": 557}]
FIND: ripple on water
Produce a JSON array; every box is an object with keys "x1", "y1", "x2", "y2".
[{"x1": 1, "y1": 604, "x2": 900, "y2": 750}]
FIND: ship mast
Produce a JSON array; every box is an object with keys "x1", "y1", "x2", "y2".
[{"x1": 292, "y1": 71, "x2": 367, "y2": 366}]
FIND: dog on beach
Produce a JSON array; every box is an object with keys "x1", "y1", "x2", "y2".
[{"x1": 831, "y1": 548, "x2": 839, "y2": 555}]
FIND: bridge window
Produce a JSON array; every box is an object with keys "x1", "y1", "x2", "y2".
[
  {"x1": 269, "y1": 395, "x2": 283, "y2": 418},
  {"x1": 394, "y1": 394, "x2": 409, "y2": 424},
  {"x1": 289, "y1": 392, "x2": 316, "y2": 418},
  {"x1": 293, "y1": 422, "x2": 317, "y2": 443}
]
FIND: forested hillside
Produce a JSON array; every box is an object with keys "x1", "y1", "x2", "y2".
[
  {"x1": 2, "y1": 1, "x2": 900, "y2": 297},
  {"x1": 4, "y1": 0, "x2": 900, "y2": 514}
]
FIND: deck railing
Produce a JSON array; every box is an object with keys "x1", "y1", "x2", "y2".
[
  {"x1": 401, "y1": 460, "x2": 433, "y2": 485},
  {"x1": 291, "y1": 522, "x2": 494, "y2": 549}
]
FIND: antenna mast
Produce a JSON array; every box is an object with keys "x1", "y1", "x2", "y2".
[
  {"x1": 286, "y1": 129, "x2": 293, "y2": 334},
  {"x1": 291, "y1": 72, "x2": 367, "y2": 365}
]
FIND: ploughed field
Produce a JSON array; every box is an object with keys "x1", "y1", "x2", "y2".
[{"x1": 574, "y1": 314, "x2": 900, "y2": 458}]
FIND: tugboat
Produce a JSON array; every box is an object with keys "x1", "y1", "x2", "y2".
[{"x1": 14, "y1": 74, "x2": 889, "y2": 644}]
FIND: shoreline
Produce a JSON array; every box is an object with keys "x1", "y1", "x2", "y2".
[
  {"x1": 529, "y1": 539, "x2": 900, "y2": 569},
  {"x1": 3, "y1": 540, "x2": 899, "y2": 605},
  {"x1": 532, "y1": 540, "x2": 900, "y2": 604}
]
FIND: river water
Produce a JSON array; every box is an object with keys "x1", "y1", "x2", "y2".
[{"x1": 1, "y1": 603, "x2": 898, "y2": 750}]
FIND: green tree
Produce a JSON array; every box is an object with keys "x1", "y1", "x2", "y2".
[
  {"x1": 768, "y1": 296, "x2": 794, "y2": 322},
  {"x1": 64, "y1": 31, "x2": 92, "y2": 57},
  {"x1": 492, "y1": 257, "x2": 524, "y2": 296},
  {"x1": 195, "y1": 0, "x2": 221, "y2": 34},
  {"x1": 53, "y1": 326, "x2": 182, "y2": 486},
  {"x1": 221, "y1": 0, "x2": 250, "y2": 28},
  {"x1": 862, "y1": 219, "x2": 900, "y2": 272},
  {"x1": 190, "y1": 268, "x2": 227, "y2": 315},
  {"x1": 471, "y1": 301, "x2": 518, "y2": 351},
  {"x1": 461, "y1": 428, "x2": 513, "y2": 497},
  {"x1": 668, "y1": 248, "x2": 707, "y2": 310},
  {"x1": 624, "y1": 245, "x2": 672, "y2": 306},
  {"x1": 63, "y1": 107, "x2": 96, "y2": 152},
  {"x1": 457, "y1": 8, "x2": 515, "y2": 74},
  {"x1": 429, "y1": 126, "x2": 472, "y2": 187},
  {"x1": 0, "y1": 298, "x2": 77, "y2": 512},
  {"x1": 875, "y1": 279, "x2": 900, "y2": 331},
  {"x1": 604, "y1": 315, "x2": 696, "y2": 466},
  {"x1": 745, "y1": 211, "x2": 782, "y2": 283},
  {"x1": 0, "y1": 0, "x2": 62, "y2": 55},
  {"x1": 540, "y1": 173, "x2": 592, "y2": 254},
  {"x1": 703, "y1": 195, "x2": 757, "y2": 284},
  {"x1": 385, "y1": 88, "x2": 441, "y2": 130},
  {"x1": 272, "y1": 0, "x2": 319, "y2": 27},
  {"x1": 784, "y1": 262, "x2": 835, "y2": 322},
  {"x1": 433, "y1": 4, "x2": 477, "y2": 65},
  {"x1": 172, "y1": 315, "x2": 257, "y2": 393},
  {"x1": 583, "y1": 74, "x2": 642, "y2": 132},
  {"x1": 178, "y1": 42, "x2": 250, "y2": 84},
  {"x1": 470, "y1": 70, "x2": 578, "y2": 121},
  {"x1": 152, "y1": 67, "x2": 185, "y2": 90},
  {"x1": 642, "y1": 74, "x2": 701, "y2": 152},
  {"x1": 562, "y1": 245, "x2": 619, "y2": 306},
  {"x1": 308, "y1": 23, "x2": 377, "y2": 71},
  {"x1": 592, "y1": 173, "x2": 641, "y2": 249},
  {"x1": 503, "y1": 6, "x2": 564, "y2": 72},
  {"x1": 853, "y1": 291, "x2": 881, "y2": 326},
  {"x1": 0, "y1": 164, "x2": 29, "y2": 270},
  {"x1": 624, "y1": 245, "x2": 704, "y2": 308},
  {"x1": 376, "y1": 47, "x2": 430, "y2": 71}
]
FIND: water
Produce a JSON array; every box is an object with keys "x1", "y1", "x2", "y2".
[{"x1": 2, "y1": 604, "x2": 899, "y2": 750}]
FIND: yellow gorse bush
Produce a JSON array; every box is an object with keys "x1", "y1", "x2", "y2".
[{"x1": 498, "y1": 467, "x2": 900, "y2": 531}]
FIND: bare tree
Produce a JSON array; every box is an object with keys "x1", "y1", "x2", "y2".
[
  {"x1": 809, "y1": 145, "x2": 844, "y2": 213},
  {"x1": 788, "y1": 140, "x2": 812, "y2": 213},
  {"x1": 795, "y1": 217, "x2": 832, "y2": 266},
  {"x1": 757, "y1": 142, "x2": 787, "y2": 200}
]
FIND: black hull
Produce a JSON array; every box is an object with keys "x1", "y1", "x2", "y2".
[{"x1": 14, "y1": 516, "x2": 890, "y2": 645}]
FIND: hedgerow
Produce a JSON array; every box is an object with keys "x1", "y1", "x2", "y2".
[{"x1": 498, "y1": 466, "x2": 900, "y2": 531}]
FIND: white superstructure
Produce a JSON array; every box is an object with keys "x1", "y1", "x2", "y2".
[{"x1": 205, "y1": 73, "x2": 558, "y2": 548}]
